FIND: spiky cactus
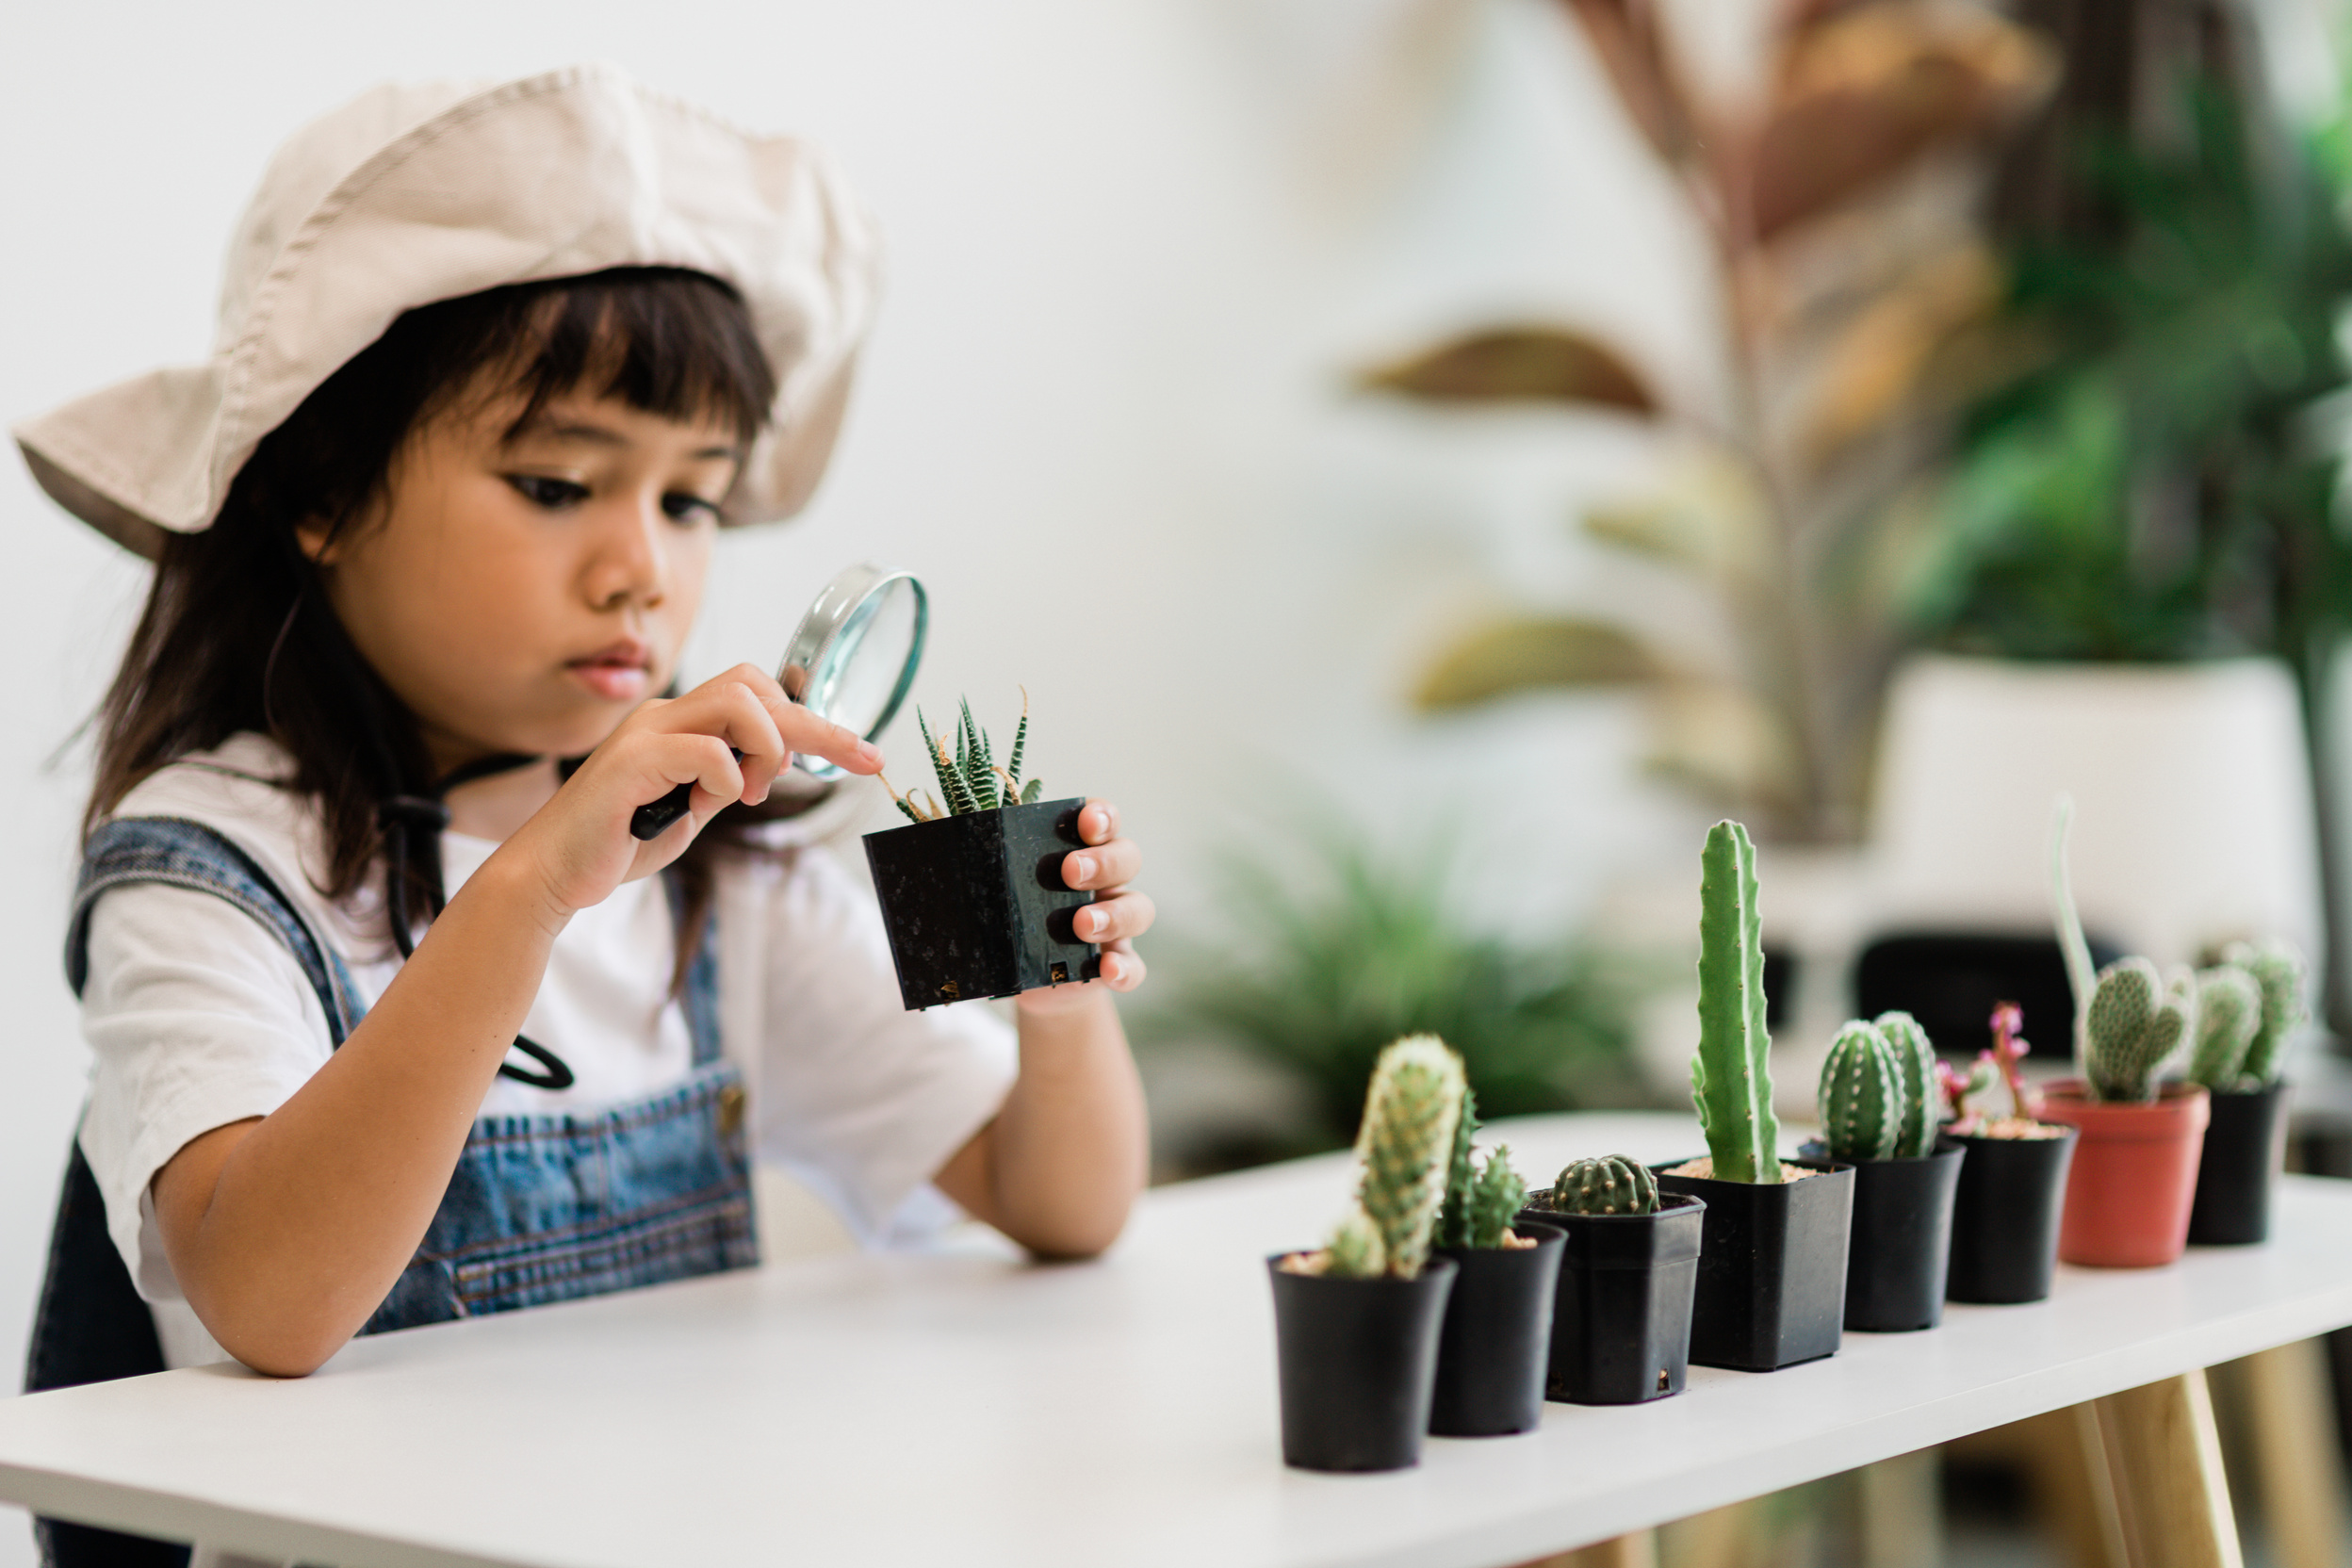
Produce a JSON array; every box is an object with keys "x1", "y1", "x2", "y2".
[
  {"x1": 2187, "y1": 965, "x2": 2262, "y2": 1090},
  {"x1": 2052, "y1": 796, "x2": 2197, "y2": 1102},
  {"x1": 2084, "y1": 957, "x2": 2196, "y2": 1103},
  {"x1": 1692, "y1": 820, "x2": 1780, "y2": 1184},
  {"x1": 1819, "y1": 1011, "x2": 1940, "y2": 1161},
  {"x1": 1434, "y1": 1084, "x2": 1481, "y2": 1250},
  {"x1": 1546, "y1": 1154, "x2": 1659, "y2": 1216},
  {"x1": 1449, "y1": 1147, "x2": 1528, "y2": 1249},
  {"x1": 1324, "y1": 1210, "x2": 1385, "y2": 1278},
  {"x1": 2223, "y1": 939, "x2": 2307, "y2": 1086},
  {"x1": 1820, "y1": 1020, "x2": 1903, "y2": 1161},
  {"x1": 1322, "y1": 1036, "x2": 1464, "y2": 1279}
]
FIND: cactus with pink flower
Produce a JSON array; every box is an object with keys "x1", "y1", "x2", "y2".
[{"x1": 1941, "y1": 1003, "x2": 2065, "y2": 1138}]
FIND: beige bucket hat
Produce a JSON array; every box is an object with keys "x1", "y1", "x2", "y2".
[{"x1": 14, "y1": 61, "x2": 880, "y2": 558}]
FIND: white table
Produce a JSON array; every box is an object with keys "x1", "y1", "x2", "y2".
[{"x1": 0, "y1": 1112, "x2": 2345, "y2": 1568}]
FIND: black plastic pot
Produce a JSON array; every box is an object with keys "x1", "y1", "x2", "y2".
[
  {"x1": 1840, "y1": 1139, "x2": 1966, "y2": 1332},
  {"x1": 1266, "y1": 1255, "x2": 1458, "y2": 1472},
  {"x1": 1427, "y1": 1222, "x2": 1563, "y2": 1436},
  {"x1": 1518, "y1": 1195, "x2": 1704, "y2": 1405},
  {"x1": 1654, "y1": 1158, "x2": 1853, "y2": 1372},
  {"x1": 1944, "y1": 1124, "x2": 2077, "y2": 1304},
  {"x1": 2188, "y1": 1081, "x2": 2291, "y2": 1247},
  {"x1": 863, "y1": 798, "x2": 1100, "y2": 1010}
]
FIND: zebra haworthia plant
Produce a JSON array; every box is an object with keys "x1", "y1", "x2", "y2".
[{"x1": 884, "y1": 693, "x2": 1046, "y2": 824}]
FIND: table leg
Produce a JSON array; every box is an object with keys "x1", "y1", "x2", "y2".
[
  {"x1": 1509, "y1": 1527, "x2": 1658, "y2": 1568},
  {"x1": 2234, "y1": 1339, "x2": 2350, "y2": 1568},
  {"x1": 2078, "y1": 1370, "x2": 2243, "y2": 1568}
]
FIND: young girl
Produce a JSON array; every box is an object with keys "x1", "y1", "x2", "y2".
[{"x1": 17, "y1": 64, "x2": 1150, "y2": 1559}]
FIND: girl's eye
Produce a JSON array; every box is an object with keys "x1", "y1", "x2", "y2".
[
  {"x1": 508, "y1": 475, "x2": 590, "y2": 510},
  {"x1": 662, "y1": 492, "x2": 723, "y2": 525}
]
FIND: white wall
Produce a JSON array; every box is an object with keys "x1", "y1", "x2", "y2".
[{"x1": 0, "y1": 2, "x2": 1709, "y2": 1556}]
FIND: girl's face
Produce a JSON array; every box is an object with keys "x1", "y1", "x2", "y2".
[{"x1": 302, "y1": 384, "x2": 742, "y2": 774}]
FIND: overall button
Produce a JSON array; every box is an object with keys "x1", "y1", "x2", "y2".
[{"x1": 717, "y1": 1082, "x2": 746, "y2": 1139}]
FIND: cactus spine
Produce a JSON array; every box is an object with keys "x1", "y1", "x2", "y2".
[
  {"x1": 2188, "y1": 965, "x2": 2262, "y2": 1090},
  {"x1": 1547, "y1": 1154, "x2": 1659, "y2": 1216},
  {"x1": 1692, "y1": 820, "x2": 1780, "y2": 1184},
  {"x1": 1323, "y1": 1036, "x2": 1464, "y2": 1279},
  {"x1": 1819, "y1": 1011, "x2": 1940, "y2": 1161},
  {"x1": 2225, "y1": 939, "x2": 2307, "y2": 1086}
]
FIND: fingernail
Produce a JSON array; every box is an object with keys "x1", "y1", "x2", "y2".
[
  {"x1": 1070, "y1": 854, "x2": 1096, "y2": 885},
  {"x1": 857, "y1": 741, "x2": 881, "y2": 764},
  {"x1": 1100, "y1": 953, "x2": 1121, "y2": 983},
  {"x1": 1086, "y1": 906, "x2": 1108, "y2": 938}
]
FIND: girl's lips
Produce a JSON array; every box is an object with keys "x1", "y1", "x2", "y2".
[{"x1": 566, "y1": 641, "x2": 653, "y2": 702}]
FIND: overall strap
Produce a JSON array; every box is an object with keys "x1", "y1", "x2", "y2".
[
  {"x1": 69, "y1": 816, "x2": 363, "y2": 1041},
  {"x1": 662, "y1": 874, "x2": 724, "y2": 1068}
]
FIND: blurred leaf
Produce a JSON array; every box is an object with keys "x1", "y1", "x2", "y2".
[
  {"x1": 1360, "y1": 326, "x2": 1658, "y2": 415},
  {"x1": 1557, "y1": 0, "x2": 1700, "y2": 168},
  {"x1": 1145, "y1": 817, "x2": 1652, "y2": 1152},
  {"x1": 1801, "y1": 243, "x2": 2002, "y2": 461},
  {"x1": 1643, "y1": 678, "x2": 1805, "y2": 817},
  {"x1": 1582, "y1": 451, "x2": 1772, "y2": 579},
  {"x1": 1413, "y1": 615, "x2": 1659, "y2": 710},
  {"x1": 1740, "y1": 6, "x2": 2054, "y2": 243}
]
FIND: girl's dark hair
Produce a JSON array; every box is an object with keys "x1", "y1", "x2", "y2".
[{"x1": 87, "y1": 266, "x2": 808, "y2": 982}]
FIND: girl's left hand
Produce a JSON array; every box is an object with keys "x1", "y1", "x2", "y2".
[{"x1": 1019, "y1": 798, "x2": 1152, "y2": 1013}]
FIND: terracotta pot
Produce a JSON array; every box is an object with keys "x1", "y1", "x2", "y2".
[{"x1": 2039, "y1": 1081, "x2": 2210, "y2": 1268}]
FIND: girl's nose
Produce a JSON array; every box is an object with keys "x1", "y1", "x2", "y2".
[{"x1": 585, "y1": 494, "x2": 671, "y2": 611}]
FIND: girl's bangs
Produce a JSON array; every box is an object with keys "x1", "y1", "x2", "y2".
[{"x1": 487, "y1": 269, "x2": 778, "y2": 446}]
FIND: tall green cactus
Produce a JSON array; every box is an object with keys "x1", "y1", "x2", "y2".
[
  {"x1": 1818, "y1": 1011, "x2": 1940, "y2": 1161},
  {"x1": 2224, "y1": 939, "x2": 2307, "y2": 1086},
  {"x1": 1325, "y1": 1035, "x2": 1464, "y2": 1279},
  {"x1": 2187, "y1": 965, "x2": 2262, "y2": 1090},
  {"x1": 2085, "y1": 957, "x2": 2195, "y2": 1103},
  {"x1": 1692, "y1": 820, "x2": 1780, "y2": 1184},
  {"x1": 1434, "y1": 1083, "x2": 1481, "y2": 1250},
  {"x1": 1547, "y1": 1154, "x2": 1659, "y2": 1216}
]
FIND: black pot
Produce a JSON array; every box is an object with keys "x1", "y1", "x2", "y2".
[
  {"x1": 1427, "y1": 1222, "x2": 1563, "y2": 1436},
  {"x1": 1654, "y1": 1158, "x2": 1853, "y2": 1372},
  {"x1": 1944, "y1": 1124, "x2": 2077, "y2": 1304},
  {"x1": 862, "y1": 798, "x2": 1100, "y2": 1010},
  {"x1": 1518, "y1": 1195, "x2": 1704, "y2": 1405},
  {"x1": 2188, "y1": 1081, "x2": 2291, "y2": 1247},
  {"x1": 1840, "y1": 1139, "x2": 1966, "y2": 1332},
  {"x1": 1266, "y1": 1255, "x2": 1458, "y2": 1472}
]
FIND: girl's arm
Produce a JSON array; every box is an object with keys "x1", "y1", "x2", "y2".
[
  {"x1": 932, "y1": 800, "x2": 1152, "y2": 1257},
  {"x1": 150, "y1": 667, "x2": 874, "y2": 1377}
]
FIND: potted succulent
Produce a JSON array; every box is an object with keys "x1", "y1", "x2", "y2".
[
  {"x1": 1939, "y1": 1003, "x2": 2078, "y2": 1305},
  {"x1": 864, "y1": 696, "x2": 1099, "y2": 1009},
  {"x1": 1519, "y1": 1155, "x2": 1703, "y2": 1406},
  {"x1": 2185, "y1": 939, "x2": 2305, "y2": 1246},
  {"x1": 1267, "y1": 1036, "x2": 1463, "y2": 1472},
  {"x1": 1807, "y1": 1012, "x2": 1965, "y2": 1333},
  {"x1": 1426, "y1": 1089, "x2": 1561, "y2": 1437},
  {"x1": 1655, "y1": 821, "x2": 1854, "y2": 1372},
  {"x1": 2039, "y1": 806, "x2": 2210, "y2": 1267}
]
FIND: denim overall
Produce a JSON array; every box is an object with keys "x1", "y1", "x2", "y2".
[{"x1": 26, "y1": 817, "x2": 759, "y2": 1568}]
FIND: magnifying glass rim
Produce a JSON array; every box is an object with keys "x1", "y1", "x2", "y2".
[{"x1": 781, "y1": 563, "x2": 927, "y2": 781}]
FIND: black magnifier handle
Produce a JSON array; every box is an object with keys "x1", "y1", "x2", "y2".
[{"x1": 629, "y1": 749, "x2": 746, "y2": 841}]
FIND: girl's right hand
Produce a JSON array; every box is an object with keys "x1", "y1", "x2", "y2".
[{"x1": 500, "y1": 662, "x2": 882, "y2": 925}]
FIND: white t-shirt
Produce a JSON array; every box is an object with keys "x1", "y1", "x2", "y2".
[{"x1": 75, "y1": 734, "x2": 1018, "y2": 1372}]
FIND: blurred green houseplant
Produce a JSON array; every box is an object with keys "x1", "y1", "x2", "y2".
[
  {"x1": 1368, "y1": 0, "x2": 2051, "y2": 841},
  {"x1": 1148, "y1": 822, "x2": 1647, "y2": 1158}
]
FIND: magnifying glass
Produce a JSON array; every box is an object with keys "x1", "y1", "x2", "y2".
[{"x1": 629, "y1": 563, "x2": 927, "y2": 840}]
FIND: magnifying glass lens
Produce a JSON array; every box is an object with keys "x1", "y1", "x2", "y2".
[{"x1": 801, "y1": 576, "x2": 922, "y2": 744}]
